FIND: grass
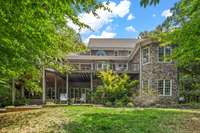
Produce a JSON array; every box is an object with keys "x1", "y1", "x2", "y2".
[{"x1": 0, "y1": 106, "x2": 200, "y2": 133}]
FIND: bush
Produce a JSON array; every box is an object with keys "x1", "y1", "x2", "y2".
[
  {"x1": 14, "y1": 98, "x2": 30, "y2": 106},
  {"x1": 127, "y1": 102, "x2": 134, "y2": 107},
  {"x1": 134, "y1": 88, "x2": 159, "y2": 107},
  {"x1": 0, "y1": 99, "x2": 12, "y2": 107},
  {"x1": 93, "y1": 86, "x2": 105, "y2": 104},
  {"x1": 105, "y1": 101, "x2": 112, "y2": 107},
  {"x1": 114, "y1": 100, "x2": 123, "y2": 107},
  {"x1": 94, "y1": 70, "x2": 139, "y2": 106}
]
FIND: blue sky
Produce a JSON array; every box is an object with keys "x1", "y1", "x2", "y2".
[{"x1": 68, "y1": 0, "x2": 179, "y2": 44}]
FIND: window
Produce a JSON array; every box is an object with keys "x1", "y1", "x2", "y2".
[
  {"x1": 96, "y1": 50, "x2": 106, "y2": 56},
  {"x1": 96, "y1": 62, "x2": 110, "y2": 70},
  {"x1": 115, "y1": 63, "x2": 128, "y2": 71},
  {"x1": 158, "y1": 80, "x2": 164, "y2": 95},
  {"x1": 142, "y1": 47, "x2": 149, "y2": 64},
  {"x1": 157, "y1": 80, "x2": 172, "y2": 96},
  {"x1": 142, "y1": 80, "x2": 149, "y2": 89},
  {"x1": 158, "y1": 47, "x2": 164, "y2": 62},
  {"x1": 158, "y1": 46, "x2": 172, "y2": 62}
]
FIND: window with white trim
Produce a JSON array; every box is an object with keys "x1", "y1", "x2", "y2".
[
  {"x1": 96, "y1": 62, "x2": 110, "y2": 70},
  {"x1": 158, "y1": 46, "x2": 172, "y2": 62},
  {"x1": 115, "y1": 63, "x2": 128, "y2": 71},
  {"x1": 142, "y1": 47, "x2": 150, "y2": 64},
  {"x1": 158, "y1": 80, "x2": 172, "y2": 96}
]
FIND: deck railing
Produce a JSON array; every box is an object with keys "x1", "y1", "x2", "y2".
[{"x1": 71, "y1": 63, "x2": 139, "y2": 73}]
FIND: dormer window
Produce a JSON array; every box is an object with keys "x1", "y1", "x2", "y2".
[
  {"x1": 142, "y1": 47, "x2": 150, "y2": 64},
  {"x1": 96, "y1": 50, "x2": 106, "y2": 56}
]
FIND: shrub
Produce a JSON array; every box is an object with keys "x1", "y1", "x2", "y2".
[
  {"x1": 114, "y1": 100, "x2": 123, "y2": 107},
  {"x1": 94, "y1": 70, "x2": 139, "y2": 106},
  {"x1": 127, "y1": 102, "x2": 134, "y2": 107},
  {"x1": 105, "y1": 101, "x2": 112, "y2": 107},
  {"x1": 14, "y1": 98, "x2": 30, "y2": 106},
  {"x1": 93, "y1": 85, "x2": 105, "y2": 104},
  {"x1": 134, "y1": 88, "x2": 159, "y2": 107}
]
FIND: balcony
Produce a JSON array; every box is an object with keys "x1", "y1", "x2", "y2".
[
  {"x1": 67, "y1": 55, "x2": 129, "y2": 61},
  {"x1": 71, "y1": 63, "x2": 139, "y2": 73}
]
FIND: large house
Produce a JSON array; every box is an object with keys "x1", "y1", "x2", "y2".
[{"x1": 43, "y1": 38, "x2": 178, "y2": 104}]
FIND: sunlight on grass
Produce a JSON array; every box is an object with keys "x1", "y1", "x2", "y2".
[{"x1": 0, "y1": 106, "x2": 200, "y2": 133}]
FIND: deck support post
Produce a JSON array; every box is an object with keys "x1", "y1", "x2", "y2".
[
  {"x1": 66, "y1": 73, "x2": 69, "y2": 104},
  {"x1": 12, "y1": 78, "x2": 15, "y2": 105},
  {"x1": 66, "y1": 73, "x2": 68, "y2": 96},
  {"x1": 42, "y1": 66, "x2": 46, "y2": 104},
  {"x1": 90, "y1": 72, "x2": 93, "y2": 103},
  {"x1": 54, "y1": 75, "x2": 57, "y2": 102},
  {"x1": 21, "y1": 86, "x2": 25, "y2": 98}
]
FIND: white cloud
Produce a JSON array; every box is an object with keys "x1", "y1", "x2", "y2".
[
  {"x1": 152, "y1": 14, "x2": 156, "y2": 17},
  {"x1": 127, "y1": 14, "x2": 135, "y2": 20},
  {"x1": 105, "y1": 25, "x2": 112, "y2": 31},
  {"x1": 67, "y1": 0, "x2": 131, "y2": 33},
  {"x1": 161, "y1": 9, "x2": 172, "y2": 18},
  {"x1": 101, "y1": 31, "x2": 116, "y2": 38},
  {"x1": 84, "y1": 31, "x2": 116, "y2": 43},
  {"x1": 125, "y1": 26, "x2": 136, "y2": 32}
]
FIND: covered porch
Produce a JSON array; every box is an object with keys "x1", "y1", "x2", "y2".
[{"x1": 43, "y1": 69, "x2": 95, "y2": 104}]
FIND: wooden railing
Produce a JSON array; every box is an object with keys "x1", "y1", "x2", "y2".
[{"x1": 71, "y1": 63, "x2": 139, "y2": 73}]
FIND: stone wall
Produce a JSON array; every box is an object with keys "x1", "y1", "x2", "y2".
[{"x1": 140, "y1": 42, "x2": 178, "y2": 104}]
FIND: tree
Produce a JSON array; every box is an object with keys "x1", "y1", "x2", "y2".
[
  {"x1": 0, "y1": 0, "x2": 110, "y2": 106},
  {"x1": 140, "y1": 0, "x2": 160, "y2": 7},
  {"x1": 0, "y1": 0, "x2": 109, "y2": 93},
  {"x1": 147, "y1": 0, "x2": 200, "y2": 101}
]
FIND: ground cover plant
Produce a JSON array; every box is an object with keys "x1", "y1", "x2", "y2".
[{"x1": 0, "y1": 106, "x2": 200, "y2": 133}]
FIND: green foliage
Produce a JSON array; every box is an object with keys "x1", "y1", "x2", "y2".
[
  {"x1": 140, "y1": 0, "x2": 200, "y2": 99},
  {"x1": 127, "y1": 102, "x2": 134, "y2": 107},
  {"x1": 105, "y1": 101, "x2": 112, "y2": 107},
  {"x1": 14, "y1": 98, "x2": 30, "y2": 106},
  {"x1": 94, "y1": 70, "x2": 139, "y2": 106},
  {"x1": 140, "y1": 0, "x2": 160, "y2": 8},
  {"x1": 0, "y1": 0, "x2": 107, "y2": 95},
  {"x1": 114, "y1": 100, "x2": 124, "y2": 107}
]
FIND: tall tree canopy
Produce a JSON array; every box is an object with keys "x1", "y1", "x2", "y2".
[
  {"x1": 0, "y1": 0, "x2": 108, "y2": 92},
  {"x1": 139, "y1": 0, "x2": 200, "y2": 96},
  {"x1": 0, "y1": 0, "x2": 171, "y2": 104}
]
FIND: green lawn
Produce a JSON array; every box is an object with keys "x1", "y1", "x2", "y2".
[{"x1": 0, "y1": 106, "x2": 200, "y2": 133}]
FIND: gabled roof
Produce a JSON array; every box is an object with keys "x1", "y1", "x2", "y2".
[{"x1": 88, "y1": 38, "x2": 139, "y2": 49}]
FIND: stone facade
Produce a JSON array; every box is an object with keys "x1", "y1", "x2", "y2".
[{"x1": 140, "y1": 42, "x2": 178, "y2": 103}]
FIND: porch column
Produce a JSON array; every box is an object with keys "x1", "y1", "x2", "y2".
[
  {"x1": 66, "y1": 73, "x2": 69, "y2": 96},
  {"x1": 12, "y1": 78, "x2": 15, "y2": 105},
  {"x1": 90, "y1": 72, "x2": 93, "y2": 102},
  {"x1": 54, "y1": 75, "x2": 57, "y2": 101},
  {"x1": 42, "y1": 66, "x2": 46, "y2": 104},
  {"x1": 21, "y1": 86, "x2": 25, "y2": 98}
]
